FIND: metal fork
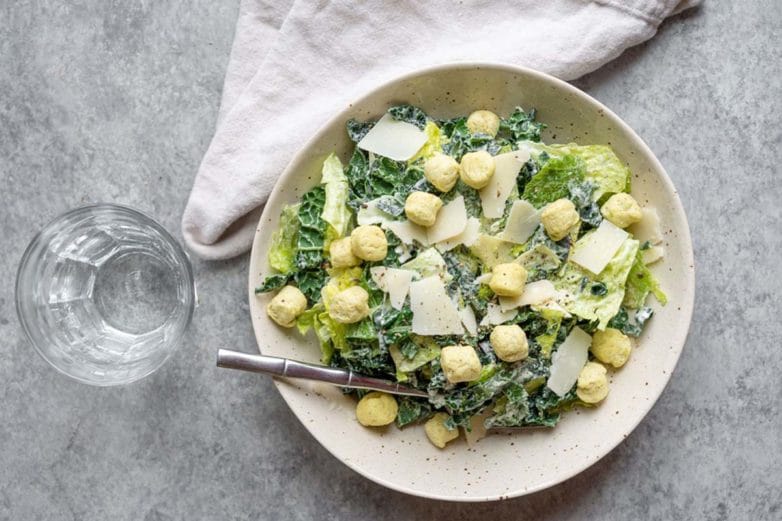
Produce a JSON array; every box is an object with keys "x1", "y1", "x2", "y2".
[{"x1": 216, "y1": 349, "x2": 428, "y2": 398}]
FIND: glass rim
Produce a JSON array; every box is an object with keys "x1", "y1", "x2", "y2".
[{"x1": 15, "y1": 202, "x2": 196, "y2": 386}]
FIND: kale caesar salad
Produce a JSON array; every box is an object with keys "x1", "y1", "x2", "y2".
[{"x1": 257, "y1": 105, "x2": 667, "y2": 449}]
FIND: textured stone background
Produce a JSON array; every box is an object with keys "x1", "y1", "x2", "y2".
[{"x1": 1, "y1": 2, "x2": 780, "y2": 519}]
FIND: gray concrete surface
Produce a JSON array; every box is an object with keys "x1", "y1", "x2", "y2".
[{"x1": 1, "y1": 1, "x2": 780, "y2": 519}]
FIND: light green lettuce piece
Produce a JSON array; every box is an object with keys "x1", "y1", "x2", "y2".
[
  {"x1": 408, "y1": 121, "x2": 443, "y2": 163},
  {"x1": 268, "y1": 204, "x2": 300, "y2": 274},
  {"x1": 295, "y1": 305, "x2": 319, "y2": 336},
  {"x1": 389, "y1": 336, "x2": 441, "y2": 381},
  {"x1": 520, "y1": 141, "x2": 631, "y2": 200},
  {"x1": 534, "y1": 308, "x2": 565, "y2": 358},
  {"x1": 320, "y1": 152, "x2": 345, "y2": 184},
  {"x1": 555, "y1": 238, "x2": 639, "y2": 330},
  {"x1": 400, "y1": 247, "x2": 452, "y2": 282},
  {"x1": 320, "y1": 153, "x2": 352, "y2": 237},
  {"x1": 521, "y1": 154, "x2": 585, "y2": 208},
  {"x1": 296, "y1": 304, "x2": 337, "y2": 363},
  {"x1": 623, "y1": 250, "x2": 668, "y2": 308}
]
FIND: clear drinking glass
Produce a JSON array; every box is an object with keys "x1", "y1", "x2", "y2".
[{"x1": 15, "y1": 204, "x2": 195, "y2": 386}]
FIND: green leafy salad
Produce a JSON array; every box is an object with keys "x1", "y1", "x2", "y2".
[{"x1": 257, "y1": 105, "x2": 667, "y2": 449}]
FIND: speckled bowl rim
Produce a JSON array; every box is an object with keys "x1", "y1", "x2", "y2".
[{"x1": 248, "y1": 62, "x2": 695, "y2": 501}]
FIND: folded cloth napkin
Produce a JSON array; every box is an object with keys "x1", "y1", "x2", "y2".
[{"x1": 183, "y1": 0, "x2": 701, "y2": 260}]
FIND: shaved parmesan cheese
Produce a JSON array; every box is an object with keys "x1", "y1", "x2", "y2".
[
  {"x1": 475, "y1": 273, "x2": 492, "y2": 284},
  {"x1": 498, "y1": 297, "x2": 518, "y2": 312},
  {"x1": 370, "y1": 267, "x2": 414, "y2": 310},
  {"x1": 357, "y1": 198, "x2": 395, "y2": 225},
  {"x1": 427, "y1": 195, "x2": 467, "y2": 244},
  {"x1": 499, "y1": 200, "x2": 540, "y2": 244},
  {"x1": 546, "y1": 327, "x2": 591, "y2": 396},
  {"x1": 384, "y1": 220, "x2": 429, "y2": 246},
  {"x1": 369, "y1": 266, "x2": 389, "y2": 289},
  {"x1": 458, "y1": 305, "x2": 478, "y2": 336},
  {"x1": 357, "y1": 113, "x2": 428, "y2": 161},
  {"x1": 499, "y1": 279, "x2": 558, "y2": 311},
  {"x1": 570, "y1": 220, "x2": 629, "y2": 275},
  {"x1": 395, "y1": 244, "x2": 413, "y2": 263},
  {"x1": 629, "y1": 207, "x2": 663, "y2": 245},
  {"x1": 642, "y1": 245, "x2": 665, "y2": 265},
  {"x1": 469, "y1": 234, "x2": 515, "y2": 269},
  {"x1": 479, "y1": 302, "x2": 517, "y2": 326},
  {"x1": 532, "y1": 300, "x2": 571, "y2": 317},
  {"x1": 436, "y1": 217, "x2": 480, "y2": 252},
  {"x1": 479, "y1": 150, "x2": 529, "y2": 218},
  {"x1": 409, "y1": 276, "x2": 464, "y2": 335}
]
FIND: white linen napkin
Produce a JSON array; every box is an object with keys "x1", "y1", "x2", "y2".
[{"x1": 183, "y1": 0, "x2": 701, "y2": 260}]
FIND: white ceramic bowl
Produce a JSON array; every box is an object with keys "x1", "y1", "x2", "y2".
[{"x1": 248, "y1": 63, "x2": 694, "y2": 501}]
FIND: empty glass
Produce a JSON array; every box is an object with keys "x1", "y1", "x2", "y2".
[{"x1": 16, "y1": 204, "x2": 195, "y2": 385}]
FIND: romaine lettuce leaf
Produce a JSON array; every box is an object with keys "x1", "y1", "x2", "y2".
[
  {"x1": 319, "y1": 313, "x2": 347, "y2": 354},
  {"x1": 623, "y1": 250, "x2": 668, "y2": 308},
  {"x1": 522, "y1": 154, "x2": 586, "y2": 208},
  {"x1": 521, "y1": 142, "x2": 631, "y2": 201},
  {"x1": 268, "y1": 204, "x2": 300, "y2": 274},
  {"x1": 296, "y1": 304, "x2": 336, "y2": 363},
  {"x1": 320, "y1": 153, "x2": 352, "y2": 238},
  {"x1": 320, "y1": 152, "x2": 345, "y2": 185},
  {"x1": 555, "y1": 237, "x2": 639, "y2": 329}
]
